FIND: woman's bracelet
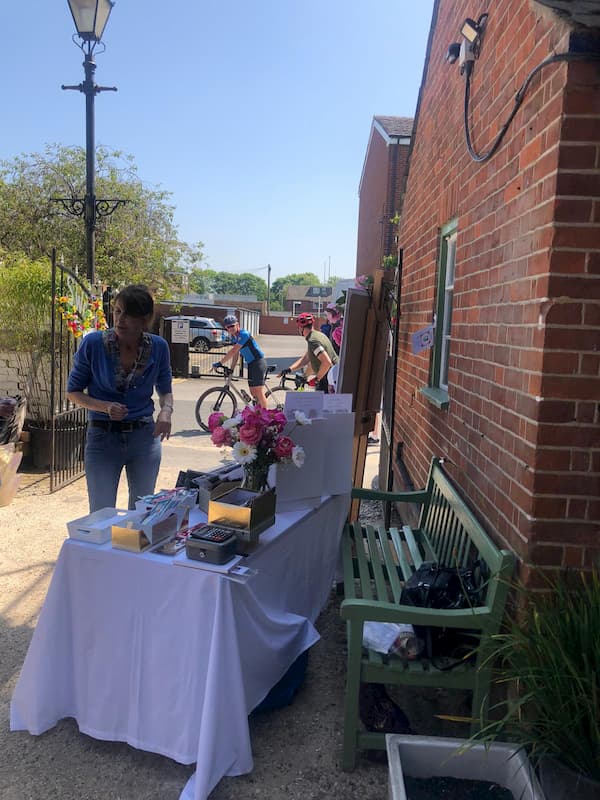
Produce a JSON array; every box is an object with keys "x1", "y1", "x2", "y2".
[{"x1": 160, "y1": 404, "x2": 174, "y2": 413}]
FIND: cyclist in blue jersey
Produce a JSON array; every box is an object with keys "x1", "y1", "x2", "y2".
[{"x1": 213, "y1": 314, "x2": 269, "y2": 408}]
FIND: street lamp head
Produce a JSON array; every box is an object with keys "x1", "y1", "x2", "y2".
[{"x1": 67, "y1": 0, "x2": 114, "y2": 43}]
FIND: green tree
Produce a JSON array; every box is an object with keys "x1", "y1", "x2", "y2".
[
  {"x1": 0, "y1": 144, "x2": 204, "y2": 297},
  {"x1": 187, "y1": 268, "x2": 267, "y2": 299}
]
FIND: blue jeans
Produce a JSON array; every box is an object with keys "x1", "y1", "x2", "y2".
[{"x1": 84, "y1": 422, "x2": 162, "y2": 512}]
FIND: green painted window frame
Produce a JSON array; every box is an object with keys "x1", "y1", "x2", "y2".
[{"x1": 420, "y1": 218, "x2": 457, "y2": 410}]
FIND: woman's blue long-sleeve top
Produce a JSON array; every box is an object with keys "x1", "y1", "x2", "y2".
[{"x1": 67, "y1": 331, "x2": 173, "y2": 421}]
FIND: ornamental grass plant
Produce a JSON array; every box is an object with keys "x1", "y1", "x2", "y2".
[{"x1": 474, "y1": 567, "x2": 600, "y2": 782}]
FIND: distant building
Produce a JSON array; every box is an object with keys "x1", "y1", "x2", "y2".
[
  {"x1": 284, "y1": 285, "x2": 333, "y2": 316},
  {"x1": 356, "y1": 115, "x2": 413, "y2": 277}
]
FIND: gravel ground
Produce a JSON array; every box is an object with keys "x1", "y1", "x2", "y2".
[{"x1": 1, "y1": 470, "x2": 469, "y2": 800}]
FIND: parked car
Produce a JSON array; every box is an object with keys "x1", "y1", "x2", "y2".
[{"x1": 164, "y1": 316, "x2": 232, "y2": 352}]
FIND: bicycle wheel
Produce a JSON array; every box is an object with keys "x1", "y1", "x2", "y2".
[
  {"x1": 195, "y1": 388, "x2": 237, "y2": 432},
  {"x1": 264, "y1": 387, "x2": 287, "y2": 410}
]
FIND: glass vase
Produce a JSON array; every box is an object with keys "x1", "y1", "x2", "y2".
[{"x1": 241, "y1": 463, "x2": 270, "y2": 493}]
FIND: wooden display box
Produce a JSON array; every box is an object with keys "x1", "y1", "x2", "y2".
[
  {"x1": 111, "y1": 512, "x2": 178, "y2": 553},
  {"x1": 208, "y1": 487, "x2": 276, "y2": 545}
]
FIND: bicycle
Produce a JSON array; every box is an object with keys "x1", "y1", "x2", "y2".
[
  {"x1": 195, "y1": 365, "x2": 255, "y2": 431},
  {"x1": 264, "y1": 368, "x2": 310, "y2": 409},
  {"x1": 195, "y1": 366, "x2": 309, "y2": 432}
]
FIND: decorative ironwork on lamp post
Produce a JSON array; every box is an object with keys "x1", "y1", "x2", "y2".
[{"x1": 57, "y1": 0, "x2": 125, "y2": 285}]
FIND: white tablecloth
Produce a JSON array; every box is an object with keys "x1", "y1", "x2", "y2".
[{"x1": 10, "y1": 493, "x2": 349, "y2": 800}]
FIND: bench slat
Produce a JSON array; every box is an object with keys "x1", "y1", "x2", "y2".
[
  {"x1": 365, "y1": 524, "x2": 389, "y2": 601},
  {"x1": 352, "y1": 522, "x2": 374, "y2": 601},
  {"x1": 377, "y1": 527, "x2": 404, "y2": 603},
  {"x1": 389, "y1": 527, "x2": 414, "y2": 582},
  {"x1": 401, "y1": 524, "x2": 424, "y2": 569}
]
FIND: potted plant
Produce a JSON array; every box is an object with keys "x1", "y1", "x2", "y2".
[{"x1": 472, "y1": 567, "x2": 600, "y2": 799}]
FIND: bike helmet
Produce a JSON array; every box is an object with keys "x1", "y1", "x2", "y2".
[
  {"x1": 222, "y1": 314, "x2": 238, "y2": 327},
  {"x1": 296, "y1": 312, "x2": 314, "y2": 328}
]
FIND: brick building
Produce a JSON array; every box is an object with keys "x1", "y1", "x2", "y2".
[
  {"x1": 392, "y1": 1, "x2": 600, "y2": 576},
  {"x1": 356, "y1": 116, "x2": 413, "y2": 276},
  {"x1": 284, "y1": 285, "x2": 333, "y2": 316}
]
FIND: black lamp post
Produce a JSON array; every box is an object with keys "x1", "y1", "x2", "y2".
[{"x1": 59, "y1": 0, "x2": 123, "y2": 285}]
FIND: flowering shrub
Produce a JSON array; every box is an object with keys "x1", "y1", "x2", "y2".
[
  {"x1": 355, "y1": 274, "x2": 374, "y2": 290},
  {"x1": 56, "y1": 294, "x2": 107, "y2": 338},
  {"x1": 208, "y1": 406, "x2": 308, "y2": 474}
]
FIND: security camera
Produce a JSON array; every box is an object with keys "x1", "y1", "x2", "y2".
[{"x1": 445, "y1": 42, "x2": 461, "y2": 64}]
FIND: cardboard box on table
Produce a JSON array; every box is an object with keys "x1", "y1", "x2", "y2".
[
  {"x1": 276, "y1": 393, "x2": 354, "y2": 510},
  {"x1": 111, "y1": 511, "x2": 179, "y2": 552},
  {"x1": 208, "y1": 487, "x2": 276, "y2": 546},
  {"x1": 194, "y1": 476, "x2": 243, "y2": 513},
  {"x1": 134, "y1": 489, "x2": 198, "y2": 529}
]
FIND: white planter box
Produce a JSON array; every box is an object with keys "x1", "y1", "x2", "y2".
[{"x1": 386, "y1": 735, "x2": 546, "y2": 800}]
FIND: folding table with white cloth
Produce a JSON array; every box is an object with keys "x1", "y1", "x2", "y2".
[{"x1": 10, "y1": 494, "x2": 349, "y2": 800}]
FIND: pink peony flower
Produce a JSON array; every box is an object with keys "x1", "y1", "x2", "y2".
[
  {"x1": 273, "y1": 435, "x2": 294, "y2": 460},
  {"x1": 211, "y1": 425, "x2": 229, "y2": 446},
  {"x1": 239, "y1": 424, "x2": 262, "y2": 445},
  {"x1": 270, "y1": 410, "x2": 287, "y2": 431},
  {"x1": 208, "y1": 412, "x2": 226, "y2": 431}
]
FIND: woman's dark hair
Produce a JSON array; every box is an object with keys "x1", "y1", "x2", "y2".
[{"x1": 113, "y1": 284, "x2": 154, "y2": 319}]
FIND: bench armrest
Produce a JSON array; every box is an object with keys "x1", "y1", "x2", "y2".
[
  {"x1": 350, "y1": 487, "x2": 429, "y2": 504},
  {"x1": 340, "y1": 598, "x2": 490, "y2": 630}
]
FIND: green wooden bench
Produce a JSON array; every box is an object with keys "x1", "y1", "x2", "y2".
[{"x1": 340, "y1": 457, "x2": 515, "y2": 769}]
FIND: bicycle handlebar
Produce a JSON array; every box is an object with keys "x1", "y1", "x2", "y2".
[
  {"x1": 212, "y1": 364, "x2": 234, "y2": 377},
  {"x1": 279, "y1": 371, "x2": 308, "y2": 389}
]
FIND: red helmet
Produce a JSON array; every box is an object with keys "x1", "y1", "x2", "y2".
[{"x1": 296, "y1": 312, "x2": 314, "y2": 328}]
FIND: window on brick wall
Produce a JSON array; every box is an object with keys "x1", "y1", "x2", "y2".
[{"x1": 421, "y1": 219, "x2": 457, "y2": 410}]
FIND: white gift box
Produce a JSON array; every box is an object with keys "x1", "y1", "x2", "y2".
[{"x1": 67, "y1": 507, "x2": 130, "y2": 545}]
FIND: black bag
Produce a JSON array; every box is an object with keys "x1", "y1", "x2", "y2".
[{"x1": 400, "y1": 561, "x2": 488, "y2": 670}]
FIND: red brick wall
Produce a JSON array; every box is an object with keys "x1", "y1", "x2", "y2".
[
  {"x1": 356, "y1": 129, "x2": 410, "y2": 276},
  {"x1": 394, "y1": 0, "x2": 600, "y2": 572},
  {"x1": 260, "y1": 315, "x2": 326, "y2": 335}
]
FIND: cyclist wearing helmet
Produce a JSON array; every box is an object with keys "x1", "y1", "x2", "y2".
[
  {"x1": 288, "y1": 312, "x2": 338, "y2": 392},
  {"x1": 213, "y1": 314, "x2": 269, "y2": 408}
]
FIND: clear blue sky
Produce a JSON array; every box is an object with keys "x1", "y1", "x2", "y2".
[{"x1": 2, "y1": 1, "x2": 434, "y2": 282}]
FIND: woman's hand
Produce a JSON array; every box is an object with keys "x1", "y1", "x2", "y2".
[
  {"x1": 153, "y1": 415, "x2": 171, "y2": 441},
  {"x1": 105, "y1": 402, "x2": 128, "y2": 420}
]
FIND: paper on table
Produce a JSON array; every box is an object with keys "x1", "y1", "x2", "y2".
[
  {"x1": 323, "y1": 393, "x2": 353, "y2": 413},
  {"x1": 321, "y1": 412, "x2": 354, "y2": 495},
  {"x1": 283, "y1": 390, "x2": 323, "y2": 419},
  {"x1": 275, "y1": 419, "x2": 325, "y2": 510}
]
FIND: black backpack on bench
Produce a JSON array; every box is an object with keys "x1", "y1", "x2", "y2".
[{"x1": 399, "y1": 561, "x2": 489, "y2": 670}]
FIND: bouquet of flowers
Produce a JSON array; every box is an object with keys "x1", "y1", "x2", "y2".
[
  {"x1": 56, "y1": 294, "x2": 107, "y2": 338},
  {"x1": 207, "y1": 405, "x2": 308, "y2": 492}
]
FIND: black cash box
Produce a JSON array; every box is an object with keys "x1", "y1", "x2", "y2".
[{"x1": 184, "y1": 524, "x2": 238, "y2": 565}]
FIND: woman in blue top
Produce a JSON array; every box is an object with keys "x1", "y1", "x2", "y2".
[
  {"x1": 67, "y1": 284, "x2": 173, "y2": 512},
  {"x1": 214, "y1": 314, "x2": 268, "y2": 408}
]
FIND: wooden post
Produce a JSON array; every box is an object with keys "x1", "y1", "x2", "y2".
[{"x1": 349, "y1": 269, "x2": 390, "y2": 520}]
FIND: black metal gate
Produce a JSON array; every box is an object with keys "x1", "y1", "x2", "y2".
[
  {"x1": 48, "y1": 251, "x2": 90, "y2": 492},
  {"x1": 379, "y1": 257, "x2": 402, "y2": 526}
]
